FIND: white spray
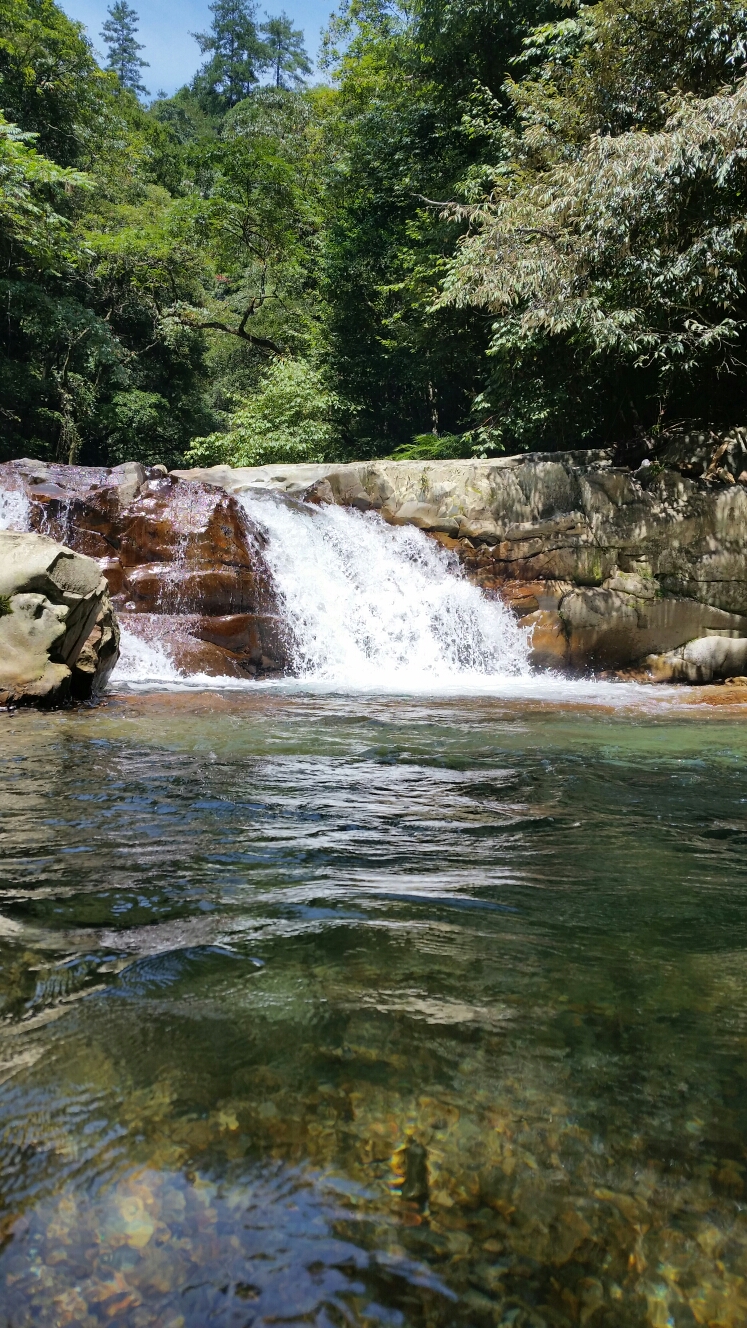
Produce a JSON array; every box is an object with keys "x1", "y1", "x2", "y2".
[
  {"x1": 113, "y1": 629, "x2": 184, "y2": 685},
  {"x1": 0, "y1": 489, "x2": 31, "y2": 532},
  {"x1": 238, "y1": 493, "x2": 530, "y2": 688}
]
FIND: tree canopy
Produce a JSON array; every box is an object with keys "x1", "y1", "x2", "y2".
[
  {"x1": 1, "y1": 0, "x2": 747, "y2": 469},
  {"x1": 261, "y1": 13, "x2": 312, "y2": 89},
  {"x1": 192, "y1": 0, "x2": 270, "y2": 109},
  {"x1": 437, "y1": 0, "x2": 747, "y2": 449}
]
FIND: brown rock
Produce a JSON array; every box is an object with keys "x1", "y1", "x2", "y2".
[
  {"x1": 118, "y1": 612, "x2": 285, "y2": 678},
  {"x1": 522, "y1": 609, "x2": 570, "y2": 670},
  {"x1": 0, "y1": 461, "x2": 275, "y2": 619},
  {"x1": 189, "y1": 613, "x2": 286, "y2": 664},
  {"x1": 121, "y1": 564, "x2": 260, "y2": 616}
]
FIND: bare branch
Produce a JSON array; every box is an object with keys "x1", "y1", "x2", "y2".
[
  {"x1": 177, "y1": 309, "x2": 283, "y2": 355},
  {"x1": 413, "y1": 192, "x2": 459, "y2": 208}
]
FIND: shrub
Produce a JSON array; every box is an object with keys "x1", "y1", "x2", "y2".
[{"x1": 185, "y1": 359, "x2": 340, "y2": 467}]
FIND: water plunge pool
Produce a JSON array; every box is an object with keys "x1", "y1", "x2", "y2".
[{"x1": 1, "y1": 686, "x2": 746, "y2": 1327}]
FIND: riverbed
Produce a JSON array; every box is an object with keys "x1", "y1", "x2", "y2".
[{"x1": 1, "y1": 684, "x2": 747, "y2": 1327}]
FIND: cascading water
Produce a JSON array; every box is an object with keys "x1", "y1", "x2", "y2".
[
  {"x1": 113, "y1": 629, "x2": 184, "y2": 684},
  {"x1": 0, "y1": 488, "x2": 30, "y2": 532},
  {"x1": 237, "y1": 493, "x2": 530, "y2": 688}
]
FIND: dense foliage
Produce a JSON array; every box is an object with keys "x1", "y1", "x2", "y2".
[
  {"x1": 1, "y1": 0, "x2": 747, "y2": 468},
  {"x1": 439, "y1": 0, "x2": 747, "y2": 448},
  {"x1": 186, "y1": 358, "x2": 341, "y2": 465}
]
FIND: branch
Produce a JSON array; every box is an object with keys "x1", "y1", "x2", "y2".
[
  {"x1": 513, "y1": 226, "x2": 563, "y2": 242},
  {"x1": 181, "y1": 312, "x2": 283, "y2": 355},
  {"x1": 413, "y1": 192, "x2": 459, "y2": 208},
  {"x1": 413, "y1": 194, "x2": 563, "y2": 245}
]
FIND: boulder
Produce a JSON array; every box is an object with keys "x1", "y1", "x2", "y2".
[
  {"x1": 558, "y1": 582, "x2": 747, "y2": 669},
  {"x1": 118, "y1": 612, "x2": 286, "y2": 678},
  {"x1": 0, "y1": 531, "x2": 119, "y2": 706},
  {"x1": 112, "y1": 460, "x2": 146, "y2": 506},
  {"x1": 648, "y1": 635, "x2": 747, "y2": 684},
  {"x1": 0, "y1": 458, "x2": 275, "y2": 616}
]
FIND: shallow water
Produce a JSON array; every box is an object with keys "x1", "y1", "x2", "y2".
[{"x1": 2, "y1": 687, "x2": 747, "y2": 1327}]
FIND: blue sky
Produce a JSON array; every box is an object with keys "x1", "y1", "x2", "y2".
[{"x1": 60, "y1": 0, "x2": 336, "y2": 97}]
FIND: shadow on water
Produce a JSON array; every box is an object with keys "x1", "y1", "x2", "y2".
[{"x1": 1, "y1": 690, "x2": 747, "y2": 1325}]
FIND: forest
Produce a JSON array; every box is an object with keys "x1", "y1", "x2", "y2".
[{"x1": 2, "y1": 0, "x2": 747, "y2": 471}]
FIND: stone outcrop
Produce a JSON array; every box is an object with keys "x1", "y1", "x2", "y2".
[
  {"x1": 648, "y1": 636, "x2": 747, "y2": 684},
  {"x1": 175, "y1": 453, "x2": 747, "y2": 676},
  {"x1": 0, "y1": 458, "x2": 287, "y2": 679},
  {"x1": 0, "y1": 531, "x2": 119, "y2": 705},
  {"x1": 116, "y1": 612, "x2": 287, "y2": 679},
  {"x1": 6, "y1": 447, "x2": 747, "y2": 682}
]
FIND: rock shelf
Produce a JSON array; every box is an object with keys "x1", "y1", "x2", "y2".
[{"x1": 177, "y1": 453, "x2": 747, "y2": 677}]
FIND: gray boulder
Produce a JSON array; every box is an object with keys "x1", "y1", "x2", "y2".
[
  {"x1": 648, "y1": 635, "x2": 747, "y2": 684},
  {"x1": 0, "y1": 531, "x2": 119, "y2": 706}
]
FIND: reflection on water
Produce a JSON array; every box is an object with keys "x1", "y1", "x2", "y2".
[{"x1": 2, "y1": 689, "x2": 747, "y2": 1326}]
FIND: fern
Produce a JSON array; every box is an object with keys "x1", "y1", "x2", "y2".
[{"x1": 389, "y1": 433, "x2": 471, "y2": 461}]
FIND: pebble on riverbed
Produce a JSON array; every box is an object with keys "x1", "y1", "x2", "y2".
[{"x1": 3, "y1": 1023, "x2": 747, "y2": 1328}]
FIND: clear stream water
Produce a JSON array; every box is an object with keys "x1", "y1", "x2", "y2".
[{"x1": 2, "y1": 493, "x2": 747, "y2": 1327}]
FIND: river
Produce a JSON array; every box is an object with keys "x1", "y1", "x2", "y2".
[
  {"x1": 2, "y1": 683, "x2": 747, "y2": 1327},
  {"x1": 2, "y1": 490, "x2": 747, "y2": 1326}
]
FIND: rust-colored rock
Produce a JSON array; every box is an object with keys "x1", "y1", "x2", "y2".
[
  {"x1": 522, "y1": 609, "x2": 570, "y2": 670},
  {"x1": 118, "y1": 613, "x2": 285, "y2": 678},
  {"x1": 0, "y1": 458, "x2": 287, "y2": 682}
]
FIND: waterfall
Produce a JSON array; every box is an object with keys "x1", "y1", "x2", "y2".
[
  {"x1": 237, "y1": 493, "x2": 530, "y2": 688},
  {"x1": 0, "y1": 489, "x2": 30, "y2": 532},
  {"x1": 113, "y1": 629, "x2": 184, "y2": 684}
]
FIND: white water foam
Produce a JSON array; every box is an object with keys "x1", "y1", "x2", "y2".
[
  {"x1": 0, "y1": 488, "x2": 30, "y2": 531},
  {"x1": 112, "y1": 626, "x2": 264, "y2": 691},
  {"x1": 113, "y1": 628, "x2": 184, "y2": 684},
  {"x1": 239, "y1": 493, "x2": 530, "y2": 689}
]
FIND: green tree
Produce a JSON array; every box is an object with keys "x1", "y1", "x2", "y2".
[
  {"x1": 0, "y1": 115, "x2": 89, "y2": 263},
  {"x1": 171, "y1": 88, "x2": 329, "y2": 359},
  {"x1": 101, "y1": 1, "x2": 149, "y2": 98},
  {"x1": 318, "y1": 0, "x2": 555, "y2": 457},
  {"x1": 186, "y1": 358, "x2": 341, "y2": 466},
  {"x1": 438, "y1": 0, "x2": 747, "y2": 448},
  {"x1": 192, "y1": 0, "x2": 269, "y2": 109},
  {"x1": 261, "y1": 13, "x2": 312, "y2": 89},
  {"x1": 0, "y1": 0, "x2": 218, "y2": 467},
  {"x1": 0, "y1": 0, "x2": 115, "y2": 166},
  {"x1": 0, "y1": 111, "x2": 114, "y2": 464}
]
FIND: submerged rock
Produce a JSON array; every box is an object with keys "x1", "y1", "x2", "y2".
[
  {"x1": 398, "y1": 1138, "x2": 430, "y2": 1207},
  {"x1": 0, "y1": 531, "x2": 119, "y2": 706}
]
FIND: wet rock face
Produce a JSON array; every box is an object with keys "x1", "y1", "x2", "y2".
[
  {"x1": 179, "y1": 454, "x2": 747, "y2": 675},
  {"x1": 118, "y1": 613, "x2": 287, "y2": 679},
  {"x1": 0, "y1": 531, "x2": 119, "y2": 706},
  {"x1": 0, "y1": 459, "x2": 286, "y2": 680}
]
